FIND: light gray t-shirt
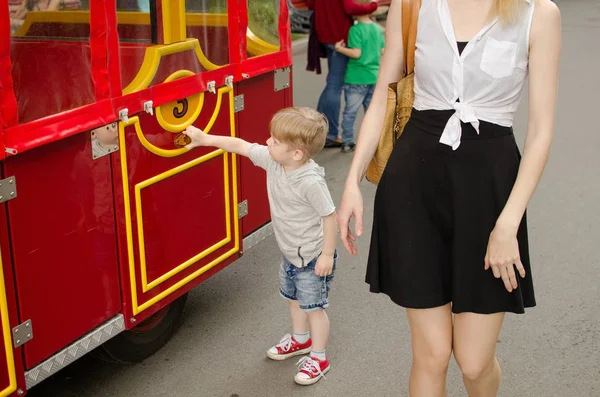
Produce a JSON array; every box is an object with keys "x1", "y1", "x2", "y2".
[{"x1": 248, "y1": 144, "x2": 336, "y2": 268}]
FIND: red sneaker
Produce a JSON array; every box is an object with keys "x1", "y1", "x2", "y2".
[
  {"x1": 266, "y1": 334, "x2": 312, "y2": 361},
  {"x1": 294, "y1": 356, "x2": 331, "y2": 385}
]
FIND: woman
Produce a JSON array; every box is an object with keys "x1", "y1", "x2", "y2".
[{"x1": 338, "y1": 0, "x2": 560, "y2": 395}]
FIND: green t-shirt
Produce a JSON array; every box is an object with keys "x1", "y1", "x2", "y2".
[{"x1": 345, "y1": 21, "x2": 386, "y2": 85}]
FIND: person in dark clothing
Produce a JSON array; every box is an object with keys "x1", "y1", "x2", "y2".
[{"x1": 306, "y1": 0, "x2": 378, "y2": 148}]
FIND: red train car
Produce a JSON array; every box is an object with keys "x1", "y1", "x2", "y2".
[{"x1": 0, "y1": 0, "x2": 292, "y2": 395}]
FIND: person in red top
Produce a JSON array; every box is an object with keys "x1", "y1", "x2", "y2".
[{"x1": 307, "y1": 0, "x2": 378, "y2": 148}]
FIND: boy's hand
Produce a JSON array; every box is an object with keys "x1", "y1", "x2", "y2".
[
  {"x1": 335, "y1": 40, "x2": 346, "y2": 52},
  {"x1": 182, "y1": 125, "x2": 207, "y2": 150},
  {"x1": 314, "y1": 253, "x2": 334, "y2": 277}
]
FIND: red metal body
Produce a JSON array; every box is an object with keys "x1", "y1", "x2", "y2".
[{"x1": 0, "y1": 0, "x2": 292, "y2": 394}]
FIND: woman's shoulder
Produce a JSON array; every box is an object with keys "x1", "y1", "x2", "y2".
[
  {"x1": 530, "y1": 0, "x2": 561, "y2": 42},
  {"x1": 532, "y1": 0, "x2": 560, "y2": 23}
]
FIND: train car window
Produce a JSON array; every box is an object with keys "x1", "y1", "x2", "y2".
[
  {"x1": 247, "y1": 0, "x2": 280, "y2": 58},
  {"x1": 117, "y1": 0, "x2": 159, "y2": 89},
  {"x1": 184, "y1": 0, "x2": 229, "y2": 70},
  {"x1": 8, "y1": 0, "x2": 94, "y2": 123}
]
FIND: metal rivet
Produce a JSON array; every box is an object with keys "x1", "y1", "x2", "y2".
[
  {"x1": 130, "y1": 318, "x2": 136, "y2": 323},
  {"x1": 17, "y1": 389, "x2": 24, "y2": 395}
]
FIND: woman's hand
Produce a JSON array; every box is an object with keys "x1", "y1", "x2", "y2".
[
  {"x1": 338, "y1": 182, "x2": 364, "y2": 255},
  {"x1": 484, "y1": 224, "x2": 526, "y2": 293}
]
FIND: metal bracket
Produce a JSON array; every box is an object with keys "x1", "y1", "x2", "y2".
[
  {"x1": 118, "y1": 108, "x2": 129, "y2": 123},
  {"x1": 225, "y1": 76, "x2": 234, "y2": 88},
  {"x1": 234, "y1": 95, "x2": 245, "y2": 113},
  {"x1": 13, "y1": 320, "x2": 33, "y2": 348},
  {"x1": 0, "y1": 177, "x2": 17, "y2": 204},
  {"x1": 4, "y1": 147, "x2": 17, "y2": 155},
  {"x1": 207, "y1": 81, "x2": 216, "y2": 94},
  {"x1": 238, "y1": 200, "x2": 248, "y2": 219},
  {"x1": 143, "y1": 100, "x2": 154, "y2": 115},
  {"x1": 274, "y1": 67, "x2": 290, "y2": 92}
]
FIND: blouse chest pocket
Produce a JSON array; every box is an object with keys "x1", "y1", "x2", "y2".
[{"x1": 480, "y1": 37, "x2": 517, "y2": 79}]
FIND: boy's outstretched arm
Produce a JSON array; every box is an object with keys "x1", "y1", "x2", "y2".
[
  {"x1": 314, "y1": 212, "x2": 338, "y2": 277},
  {"x1": 183, "y1": 125, "x2": 250, "y2": 157}
]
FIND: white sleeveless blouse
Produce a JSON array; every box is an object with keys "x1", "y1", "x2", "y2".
[{"x1": 413, "y1": 0, "x2": 536, "y2": 149}]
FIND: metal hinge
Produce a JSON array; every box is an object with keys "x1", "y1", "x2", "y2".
[
  {"x1": 0, "y1": 177, "x2": 17, "y2": 204},
  {"x1": 274, "y1": 67, "x2": 290, "y2": 92},
  {"x1": 234, "y1": 95, "x2": 244, "y2": 113},
  {"x1": 238, "y1": 200, "x2": 248, "y2": 219},
  {"x1": 13, "y1": 320, "x2": 33, "y2": 348}
]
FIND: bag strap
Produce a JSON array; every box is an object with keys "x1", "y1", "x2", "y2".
[{"x1": 402, "y1": 0, "x2": 421, "y2": 76}]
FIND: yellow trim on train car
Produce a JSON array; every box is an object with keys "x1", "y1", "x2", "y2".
[
  {"x1": 136, "y1": 150, "x2": 232, "y2": 292},
  {"x1": 119, "y1": 88, "x2": 240, "y2": 315},
  {"x1": 118, "y1": 120, "x2": 141, "y2": 314},
  {"x1": 162, "y1": 0, "x2": 186, "y2": 44},
  {"x1": 155, "y1": 70, "x2": 205, "y2": 133},
  {"x1": 0, "y1": 248, "x2": 17, "y2": 397},
  {"x1": 123, "y1": 38, "x2": 221, "y2": 95},
  {"x1": 246, "y1": 28, "x2": 280, "y2": 55},
  {"x1": 186, "y1": 13, "x2": 228, "y2": 27}
]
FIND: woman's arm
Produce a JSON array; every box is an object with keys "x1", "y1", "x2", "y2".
[
  {"x1": 496, "y1": 0, "x2": 561, "y2": 231},
  {"x1": 344, "y1": 0, "x2": 405, "y2": 187},
  {"x1": 485, "y1": 0, "x2": 561, "y2": 292},
  {"x1": 337, "y1": 0, "x2": 405, "y2": 252}
]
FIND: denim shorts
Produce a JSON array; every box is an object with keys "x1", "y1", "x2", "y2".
[{"x1": 279, "y1": 252, "x2": 337, "y2": 312}]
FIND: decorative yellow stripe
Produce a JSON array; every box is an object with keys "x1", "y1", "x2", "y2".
[
  {"x1": 119, "y1": 120, "x2": 140, "y2": 314},
  {"x1": 0, "y1": 247, "x2": 16, "y2": 397},
  {"x1": 136, "y1": 150, "x2": 232, "y2": 292}
]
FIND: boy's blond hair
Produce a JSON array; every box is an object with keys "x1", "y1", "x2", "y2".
[{"x1": 269, "y1": 107, "x2": 329, "y2": 159}]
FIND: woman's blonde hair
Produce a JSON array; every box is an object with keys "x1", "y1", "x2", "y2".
[
  {"x1": 495, "y1": 0, "x2": 530, "y2": 24},
  {"x1": 269, "y1": 107, "x2": 329, "y2": 159}
]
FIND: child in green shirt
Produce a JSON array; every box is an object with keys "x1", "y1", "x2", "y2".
[{"x1": 335, "y1": 2, "x2": 385, "y2": 152}]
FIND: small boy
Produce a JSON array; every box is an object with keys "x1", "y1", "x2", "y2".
[
  {"x1": 183, "y1": 107, "x2": 338, "y2": 386},
  {"x1": 334, "y1": 1, "x2": 385, "y2": 153}
]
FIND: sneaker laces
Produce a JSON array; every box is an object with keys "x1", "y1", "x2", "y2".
[
  {"x1": 296, "y1": 356, "x2": 326, "y2": 380},
  {"x1": 276, "y1": 334, "x2": 294, "y2": 352}
]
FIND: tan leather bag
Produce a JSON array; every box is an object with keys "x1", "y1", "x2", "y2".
[{"x1": 365, "y1": 0, "x2": 421, "y2": 185}]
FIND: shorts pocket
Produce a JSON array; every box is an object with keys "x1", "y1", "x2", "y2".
[{"x1": 480, "y1": 38, "x2": 517, "y2": 79}]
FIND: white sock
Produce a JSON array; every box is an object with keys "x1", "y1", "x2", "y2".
[
  {"x1": 310, "y1": 350, "x2": 326, "y2": 361},
  {"x1": 293, "y1": 331, "x2": 310, "y2": 344}
]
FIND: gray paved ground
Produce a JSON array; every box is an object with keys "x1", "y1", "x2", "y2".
[{"x1": 28, "y1": 1, "x2": 600, "y2": 396}]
